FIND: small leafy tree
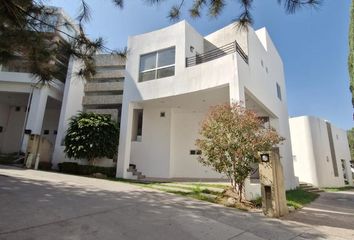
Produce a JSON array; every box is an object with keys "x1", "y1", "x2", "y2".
[
  {"x1": 64, "y1": 112, "x2": 119, "y2": 165},
  {"x1": 347, "y1": 128, "x2": 354, "y2": 160},
  {"x1": 196, "y1": 103, "x2": 284, "y2": 202}
]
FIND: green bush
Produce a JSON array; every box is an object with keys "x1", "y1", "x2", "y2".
[
  {"x1": 58, "y1": 162, "x2": 116, "y2": 177},
  {"x1": 64, "y1": 112, "x2": 119, "y2": 164},
  {"x1": 58, "y1": 162, "x2": 79, "y2": 174},
  {"x1": 38, "y1": 162, "x2": 52, "y2": 170}
]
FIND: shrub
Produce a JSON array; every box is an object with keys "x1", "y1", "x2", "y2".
[
  {"x1": 38, "y1": 162, "x2": 52, "y2": 170},
  {"x1": 58, "y1": 162, "x2": 116, "y2": 178},
  {"x1": 196, "y1": 103, "x2": 284, "y2": 202},
  {"x1": 58, "y1": 162, "x2": 79, "y2": 174},
  {"x1": 64, "y1": 112, "x2": 119, "y2": 165}
]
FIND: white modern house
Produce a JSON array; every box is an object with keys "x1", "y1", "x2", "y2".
[
  {"x1": 289, "y1": 116, "x2": 353, "y2": 188},
  {"x1": 0, "y1": 7, "x2": 78, "y2": 163},
  {"x1": 117, "y1": 20, "x2": 298, "y2": 196},
  {"x1": 0, "y1": 7, "x2": 125, "y2": 168}
]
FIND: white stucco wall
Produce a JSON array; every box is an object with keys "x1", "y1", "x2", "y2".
[
  {"x1": 289, "y1": 116, "x2": 353, "y2": 188},
  {"x1": 0, "y1": 105, "x2": 25, "y2": 153},
  {"x1": 52, "y1": 57, "x2": 85, "y2": 167},
  {"x1": 171, "y1": 109, "x2": 223, "y2": 179},
  {"x1": 0, "y1": 103, "x2": 10, "y2": 153},
  {"x1": 130, "y1": 108, "x2": 172, "y2": 178}
]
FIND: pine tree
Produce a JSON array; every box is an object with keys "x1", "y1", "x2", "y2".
[{"x1": 349, "y1": 0, "x2": 354, "y2": 106}]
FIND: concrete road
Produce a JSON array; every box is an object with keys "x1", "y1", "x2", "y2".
[
  {"x1": 284, "y1": 189, "x2": 354, "y2": 240},
  {"x1": 0, "y1": 165, "x2": 352, "y2": 240}
]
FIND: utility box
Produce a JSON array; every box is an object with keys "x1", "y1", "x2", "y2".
[{"x1": 258, "y1": 147, "x2": 288, "y2": 217}]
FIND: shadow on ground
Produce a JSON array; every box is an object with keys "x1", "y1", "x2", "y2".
[
  {"x1": 283, "y1": 191, "x2": 354, "y2": 236},
  {"x1": 0, "y1": 168, "x2": 333, "y2": 240}
]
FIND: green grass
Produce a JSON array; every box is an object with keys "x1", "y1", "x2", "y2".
[
  {"x1": 323, "y1": 186, "x2": 354, "y2": 192},
  {"x1": 111, "y1": 179, "x2": 319, "y2": 211},
  {"x1": 183, "y1": 183, "x2": 229, "y2": 189},
  {"x1": 131, "y1": 182, "x2": 219, "y2": 203},
  {"x1": 286, "y1": 188, "x2": 319, "y2": 209}
]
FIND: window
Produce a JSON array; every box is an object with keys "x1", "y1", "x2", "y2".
[
  {"x1": 276, "y1": 83, "x2": 282, "y2": 100},
  {"x1": 132, "y1": 109, "x2": 143, "y2": 141},
  {"x1": 139, "y1": 47, "x2": 175, "y2": 82}
]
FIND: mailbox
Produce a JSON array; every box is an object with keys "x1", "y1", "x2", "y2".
[{"x1": 258, "y1": 148, "x2": 288, "y2": 217}]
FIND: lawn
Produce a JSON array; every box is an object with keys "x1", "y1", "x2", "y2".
[
  {"x1": 286, "y1": 188, "x2": 319, "y2": 209},
  {"x1": 131, "y1": 181, "x2": 319, "y2": 211},
  {"x1": 323, "y1": 186, "x2": 354, "y2": 192}
]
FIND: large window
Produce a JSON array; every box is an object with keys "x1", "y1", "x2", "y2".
[{"x1": 139, "y1": 47, "x2": 175, "y2": 82}]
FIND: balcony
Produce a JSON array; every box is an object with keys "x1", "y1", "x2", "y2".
[
  {"x1": 1, "y1": 60, "x2": 31, "y2": 73},
  {"x1": 185, "y1": 41, "x2": 248, "y2": 67}
]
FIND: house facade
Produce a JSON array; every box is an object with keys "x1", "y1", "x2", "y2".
[
  {"x1": 0, "y1": 7, "x2": 125, "y2": 168},
  {"x1": 0, "y1": 7, "x2": 77, "y2": 163},
  {"x1": 289, "y1": 116, "x2": 353, "y2": 188},
  {"x1": 117, "y1": 21, "x2": 298, "y2": 195}
]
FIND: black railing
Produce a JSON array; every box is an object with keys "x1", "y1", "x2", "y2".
[{"x1": 185, "y1": 41, "x2": 248, "y2": 67}]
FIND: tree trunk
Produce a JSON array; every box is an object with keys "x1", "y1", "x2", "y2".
[{"x1": 235, "y1": 182, "x2": 244, "y2": 202}]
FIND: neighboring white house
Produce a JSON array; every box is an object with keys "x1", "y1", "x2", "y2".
[
  {"x1": 52, "y1": 54, "x2": 125, "y2": 168},
  {"x1": 0, "y1": 6, "x2": 125, "y2": 167},
  {"x1": 289, "y1": 116, "x2": 353, "y2": 188},
  {"x1": 0, "y1": 7, "x2": 78, "y2": 163},
  {"x1": 117, "y1": 20, "x2": 298, "y2": 196}
]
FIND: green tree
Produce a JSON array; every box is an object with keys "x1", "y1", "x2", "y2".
[
  {"x1": 347, "y1": 128, "x2": 354, "y2": 160},
  {"x1": 0, "y1": 0, "x2": 125, "y2": 82},
  {"x1": 64, "y1": 112, "x2": 119, "y2": 165},
  {"x1": 196, "y1": 103, "x2": 284, "y2": 202},
  {"x1": 150, "y1": 0, "x2": 322, "y2": 27},
  {"x1": 1, "y1": 0, "x2": 320, "y2": 82},
  {"x1": 349, "y1": 0, "x2": 354, "y2": 106}
]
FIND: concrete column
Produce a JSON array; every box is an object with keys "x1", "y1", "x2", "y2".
[
  {"x1": 26, "y1": 86, "x2": 48, "y2": 134},
  {"x1": 21, "y1": 86, "x2": 48, "y2": 152},
  {"x1": 52, "y1": 57, "x2": 85, "y2": 168},
  {"x1": 229, "y1": 56, "x2": 245, "y2": 104},
  {"x1": 116, "y1": 103, "x2": 135, "y2": 178}
]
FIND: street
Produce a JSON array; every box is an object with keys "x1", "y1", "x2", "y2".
[{"x1": 0, "y1": 165, "x2": 353, "y2": 240}]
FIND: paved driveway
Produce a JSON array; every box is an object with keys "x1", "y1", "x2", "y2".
[
  {"x1": 0, "y1": 165, "x2": 353, "y2": 240},
  {"x1": 283, "y1": 189, "x2": 354, "y2": 239}
]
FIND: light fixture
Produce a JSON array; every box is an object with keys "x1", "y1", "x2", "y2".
[
  {"x1": 260, "y1": 153, "x2": 270, "y2": 163},
  {"x1": 190, "y1": 46, "x2": 195, "y2": 53}
]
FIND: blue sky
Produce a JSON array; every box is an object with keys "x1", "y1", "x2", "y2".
[{"x1": 51, "y1": 0, "x2": 353, "y2": 130}]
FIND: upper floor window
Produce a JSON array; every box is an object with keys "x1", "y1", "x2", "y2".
[
  {"x1": 276, "y1": 82, "x2": 282, "y2": 101},
  {"x1": 139, "y1": 47, "x2": 175, "y2": 82}
]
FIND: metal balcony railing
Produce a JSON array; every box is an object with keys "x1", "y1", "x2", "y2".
[{"x1": 186, "y1": 41, "x2": 248, "y2": 67}]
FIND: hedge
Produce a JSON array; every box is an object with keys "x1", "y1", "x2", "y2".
[{"x1": 58, "y1": 162, "x2": 116, "y2": 178}]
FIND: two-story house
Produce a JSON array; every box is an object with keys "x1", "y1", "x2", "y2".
[{"x1": 117, "y1": 21, "x2": 298, "y2": 198}]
